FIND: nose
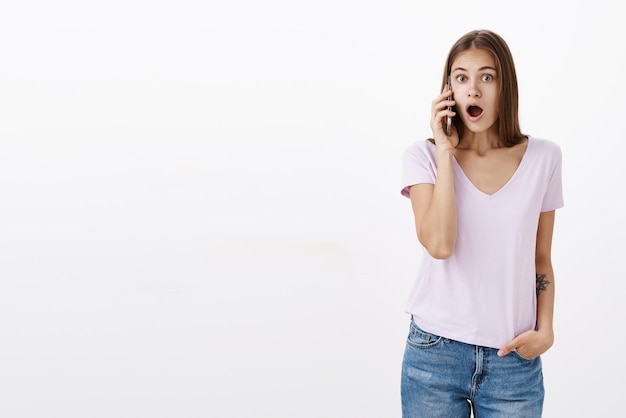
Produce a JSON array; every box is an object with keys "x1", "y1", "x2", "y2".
[{"x1": 467, "y1": 81, "x2": 481, "y2": 97}]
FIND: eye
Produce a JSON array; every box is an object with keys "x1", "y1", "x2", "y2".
[
  {"x1": 482, "y1": 74, "x2": 494, "y2": 82},
  {"x1": 456, "y1": 75, "x2": 467, "y2": 83}
]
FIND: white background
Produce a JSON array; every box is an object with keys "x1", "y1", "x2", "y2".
[{"x1": 0, "y1": 1, "x2": 624, "y2": 417}]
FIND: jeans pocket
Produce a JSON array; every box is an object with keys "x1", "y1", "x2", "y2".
[
  {"x1": 406, "y1": 322, "x2": 443, "y2": 348},
  {"x1": 512, "y1": 349, "x2": 536, "y2": 361}
]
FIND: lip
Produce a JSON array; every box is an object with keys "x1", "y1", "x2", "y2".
[{"x1": 465, "y1": 104, "x2": 484, "y2": 122}]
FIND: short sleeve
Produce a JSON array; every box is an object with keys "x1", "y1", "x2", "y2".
[
  {"x1": 541, "y1": 144, "x2": 564, "y2": 212},
  {"x1": 400, "y1": 140, "x2": 437, "y2": 198}
]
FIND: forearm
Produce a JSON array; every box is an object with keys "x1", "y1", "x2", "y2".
[
  {"x1": 521, "y1": 209, "x2": 557, "y2": 356},
  {"x1": 417, "y1": 150, "x2": 457, "y2": 258},
  {"x1": 535, "y1": 266, "x2": 555, "y2": 337}
]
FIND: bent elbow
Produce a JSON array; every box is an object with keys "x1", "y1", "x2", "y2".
[
  {"x1": 425, "y1": 241, "x2": 456, "y2": 259},
  {"x1": 416, "y1": 227, "x2": 456, "y2": 259},
  {"x1": 428, "y1": 248, "x2": 454, "y2": 259}
]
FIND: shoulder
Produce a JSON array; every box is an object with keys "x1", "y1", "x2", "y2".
[
  {"x1": 526, "y1": 137, "x2": 564, "y2": 185},
  {"x1": 528, "y1": 136, "x2": 562, "y2": 156},
  {"x1": 401, "y1": 139, "x2": 438, "y2": 196},
  {"x1": 402, "y1": 139, "x2": 437, "y2": 160}
]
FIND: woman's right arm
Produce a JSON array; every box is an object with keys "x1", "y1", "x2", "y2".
[{"x1": 409, "y1": 87, "x2": 458, "y2": 259}]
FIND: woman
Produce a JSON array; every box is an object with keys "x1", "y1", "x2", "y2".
[{"x1": 400, "y1": 29, "x2": 563, "y2": 417}]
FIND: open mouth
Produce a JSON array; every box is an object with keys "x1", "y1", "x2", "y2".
[{"x1": 467, "y1": 105, "x2": 483, "y2": 118}]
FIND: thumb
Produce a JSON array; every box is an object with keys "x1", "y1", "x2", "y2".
[{"x1": 498, "y1": 338, "x2": 519, "y2": 357}]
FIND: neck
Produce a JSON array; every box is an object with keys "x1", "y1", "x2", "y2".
[{"x1": 458, "y1": 130, "x2": 503, "y2": 153}]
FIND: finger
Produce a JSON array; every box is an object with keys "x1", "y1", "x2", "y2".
[
  {"x1": 515, "y1": 346, "x2": 536, "y2": 360},
  {"x1": 497, "y1": 339, "x2": 519, "y2": 357},
  {"x1": 433, "y1": 100, "x2": 455, "y2": 116},
  {"x1": 433, "y1": 100, "x2": 455, "y2": 115},
  {"x1": 434, "y1": 109, "x2": 455, "y2": 127},
  {"x1": 436, "y1": 95, "x2": 454, "y2": 109},
  {"x1": 432, "y1": 90, "x2": 454, "y2": 106}
]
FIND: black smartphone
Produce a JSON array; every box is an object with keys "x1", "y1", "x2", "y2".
[{"x1": 446, "y1": 75, "x2": 453, "y2": 136}]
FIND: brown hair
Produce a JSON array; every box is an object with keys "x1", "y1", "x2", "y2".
[{"x1": 443, "y1": 30, "x2": 525, "y2": 147}]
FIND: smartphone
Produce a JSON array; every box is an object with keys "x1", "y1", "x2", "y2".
[{"x1": 446, "y1": 75, "x2": 453, "y2": 136}]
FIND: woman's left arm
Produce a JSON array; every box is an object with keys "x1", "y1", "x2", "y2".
[
  {"x1": 498, "y1": 210, "x2": 556, "y2": 359},
  {"x1": 533, "y1": 210, "x2": 557, "y2": 351}
]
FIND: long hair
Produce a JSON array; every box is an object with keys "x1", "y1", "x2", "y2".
[{"x1": 442, "y1": 30, "x2": 525, "y2": 147}]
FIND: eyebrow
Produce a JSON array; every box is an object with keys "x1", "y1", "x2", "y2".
[{"x1": 452, "y1": 66, "x2": 497, "y2": 73}]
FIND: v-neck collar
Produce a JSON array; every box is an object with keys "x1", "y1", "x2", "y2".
[{"x1": 452, "y1": 136, "x2": 532, "y2": 199}]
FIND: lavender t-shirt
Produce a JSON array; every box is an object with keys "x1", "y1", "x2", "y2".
[{"x1": 400, "y1": 136, "x2": 564, "y2": 349}]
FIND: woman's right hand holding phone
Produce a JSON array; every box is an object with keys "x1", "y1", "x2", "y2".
[
  {"x1": 430, "y1": 84, "x2": 458, "y2": 152},
  {"x1": 414, "y1": 83, "x2": 458, "y2": 259}
]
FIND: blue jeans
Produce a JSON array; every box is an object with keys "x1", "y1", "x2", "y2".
[{"x1": 401, "y1": 321, "x2": 544, "y2": 417}]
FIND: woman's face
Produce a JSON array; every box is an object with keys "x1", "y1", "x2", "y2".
[{"x1": 450, "y1": 48, "x2": 500, "y2": 134}]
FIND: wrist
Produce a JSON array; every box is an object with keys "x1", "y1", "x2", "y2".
[
  {"x1": 436, "y1": 149, "x2": 454, "y2": 163},
  {"x1": 536, "y1": 326, "x2": 554, "y2": 340}
]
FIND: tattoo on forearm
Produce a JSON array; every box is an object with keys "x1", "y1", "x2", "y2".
[{"x1": 536, "y1": 273, "x2": 549, "y2": 297}]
